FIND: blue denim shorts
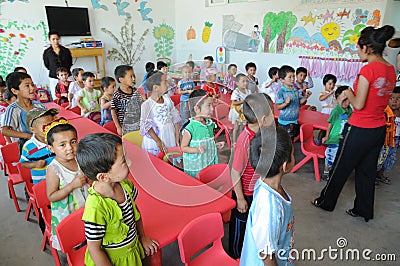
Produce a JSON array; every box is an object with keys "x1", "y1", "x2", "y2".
[{"x1": 325, "y1": 144, "x2": 339, "y2": 169}]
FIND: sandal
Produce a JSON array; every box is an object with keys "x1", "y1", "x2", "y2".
[
  {"x1": 346, "y1": 209, "x2": 370, "y2": 222},
  {"x1": 310, "y1": 198, "x2": 321, "y2": 207}
]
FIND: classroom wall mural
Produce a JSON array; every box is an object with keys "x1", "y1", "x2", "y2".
[
  {"x1": 0, "y1": 20, "x2": 47, "y2": 78},
  {"x1": 153, "y1": 23, "x2": 175, "y2": 63},
  {"x1": 90, "y1": 0, "x2": 153, "y2": 22}
]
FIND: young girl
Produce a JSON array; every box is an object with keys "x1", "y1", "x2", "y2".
[
  {"x1": 76, "y1": 133, "x2": 158, "y2": 266},
  {"x1": 201, "y1": 68, "x2": 221, "y2": 98},
  {"x1": 317, "y1": 74, "x2": 337, "y2": 145},
  {"x1": 67, "y1": 68, "x2": 84, "y2": 109},
  {"x1": 45, "y1": 118, "x2": 90, "y2": 250},
  {"x1": 140, "y1": 71, "x2": 181, "y2": 155},
  {"x1": 100, "y1": 76, "x2": 116, "y2": 126},
  {"x1": 181, "y1": 89, "x2": 224, "y2": 178},
  {"x1": 77, "y1": 72, "x2": 102, "y2": 123},
  {"x1": 229, "y1": 73, "x2": 251, "y2": 144}
]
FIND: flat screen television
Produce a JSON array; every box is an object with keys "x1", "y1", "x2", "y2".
[{"x1": 45, "y1": 6, "x2": 91, "y2": 36}]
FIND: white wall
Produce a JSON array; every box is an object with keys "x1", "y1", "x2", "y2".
[{"x1": 0, "y1": 0, "x2": 175, "y2": 87}]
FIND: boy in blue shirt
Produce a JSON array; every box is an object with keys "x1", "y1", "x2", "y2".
[
  {"x1": 177, "y1": 65, "x2": 195, "y2": 126},
  {"x1": 240, "y1": 127, "x2": 295, "y2": 266},
  {"x1": 276, "y1": 65, "x2": 311, "y2": 140}
]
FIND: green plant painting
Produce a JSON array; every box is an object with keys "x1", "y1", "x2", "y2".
[
  {"x1": 0, "y1": 20, "x2": 47, "y2": 78},
  {"x1": 342, "y1": 24, "x2": 366, "y2": 50},
  {"x1": 101, "y1": 17, "x2": 149, "y2": 66},
  {"x1": 153, "y1": 23, "x2": 175, "y2": 60}
]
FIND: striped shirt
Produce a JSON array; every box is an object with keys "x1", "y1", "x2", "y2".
[
  {"x1": 111, "y1": 88, "x2": 143, "y2": 131},
  {"x1": 84, "y1": 186, "x2": 138, "y2": 249},
  {"x1": 20, "y1": 135, "x2": 55, "y2": 184}
]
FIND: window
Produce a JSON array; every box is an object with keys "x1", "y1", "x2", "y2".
[{"x1": 207, "y1": 0, "x2": 268, "y2": 6}]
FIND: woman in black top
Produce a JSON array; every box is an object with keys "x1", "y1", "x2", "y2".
[{"x1": 43, "y1": 30, "x2": 72, "y2": 100}]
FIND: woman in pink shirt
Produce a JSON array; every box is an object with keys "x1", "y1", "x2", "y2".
[{"x1": 312, "y1": 25, "x2": 396, "y2": 222}]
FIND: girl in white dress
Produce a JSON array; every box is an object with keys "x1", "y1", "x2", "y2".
[{"x1": 140, "y1": 71, "x2": 181, "y2": 155}]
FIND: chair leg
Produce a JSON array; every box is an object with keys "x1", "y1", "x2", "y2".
[
  {"x1": 41, "y1": 232, "x2": 48, "y2": 251},
  {"x1": 224, "y1": 129, "x2": 231, "y2": 148},
  {"x1": 291, "y1": 155, "x2": 312, "y2": 173},
  {"x1": 32, "y1": 202, "x2": 40, "y2": 223},
  {"x1": 25, "y1": 200, "x2": 32, "y2": 221},
  {"x1": 50, "y1": 246, "x2": 61, "y2": 266},
  {"x1": 313, "y1": 156, "x2": 321, "y2": 182},
  {"x1": 8, "y1": 180, "x2": 20, "y2": 212}
]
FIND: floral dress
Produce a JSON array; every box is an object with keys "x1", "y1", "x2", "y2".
[{"x1": 183, "y1": 118, "x2": 218, "y2": 178}]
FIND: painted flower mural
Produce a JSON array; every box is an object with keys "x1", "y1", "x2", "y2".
[{"x1": 153, "y1": 23, "x2": 175, "y2": 61}]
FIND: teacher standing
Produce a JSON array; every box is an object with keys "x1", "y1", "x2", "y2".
[
  {"x1": 311, "y1": 25, "x2": 396, "y2": 222},
  {"x1": 43, "y1": 30, "x2": 72, "y2": 100}
]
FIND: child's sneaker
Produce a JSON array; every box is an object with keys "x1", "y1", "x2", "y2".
[
  {"x1": 376, "y1": 172, "x2": 391, "y2": 185},
  {"x1": 321, "y1": 171, "x2": 329, "y2": 181}
]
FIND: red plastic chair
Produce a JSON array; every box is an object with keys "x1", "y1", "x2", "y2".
[
  {"x1": 0, "y1": 132, "x2": 7, "y2": 171},
  {"x1": 0, "y1": 142, "x2": 24, "y2": 212},
  {"x1": 16, "y1": 163, "x2": 40, "y2": 222},
  {"x1": 197, "y1": 164, "x2": 233, "y2": 223},
  {"x1": 103, "y1": 121, "x2": 118, "y2": 135},
  {"x1": 213, "y1": 103, "x2": 233, "y2": 148},
  {"x1": 170, "y1": 94, "x2": 181, "y2": 107},
  {"x1": 55, "y1": 208, "x2": 86, "y2": 266},
  {"x1": 33, "y1": 180, "x2": 61, "y2": 266},
  {"x1": 61, "y1": 102, "x2": 69, "y2": 108},
  {"x1": 156, "y1": 147, "x2": 183, "y2": 169},
  {"x1": 70, "y1": 106, "x2": 81, "y2": 115},
  {"x1": 177, "y1": 213, "x2": 239, "y2": 266},
  {"x1": 291, "y1": 124, "x2": 326, "y2": 181}
]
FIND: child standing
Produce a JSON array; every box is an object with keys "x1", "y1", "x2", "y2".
[
  {"x1": 140, "y1": 71, "x2": 181, "y2": 155},
  {"x1": 157, "y1": 61, "x2": 176, "y2": 96},
  {"x1": 200, "y1": 55, "x2": 215, "y2": 81},
  {"x1": 141, "y1": 62, "x2": 155, "y2": 99},
  {"x1": 240, "y1": 127, "x2": 295, "y2": 266},
  {"x1": 67, "y1": 68, "x2": 84, "y2": 109},
  {"x1": 111, "y1": 65, "x2": 144, "y2": 136},
  {"x1": 376, "y1": 86, "x2": 400, "y2": 184},
  {"x1": 293, "y1": 66, "x2": 314, "y2": 96},
  {"x1": 259, "y1": 67, "x2": 281, "y2": 103},
  {"x1": 77, "y1": 72, "x2": 102, "y2": 123},
  {"x1": 45, "y1": 118, "x2": 90, "y2": 250},
  {"x1": 181, "y1": 89, "x2": 224, "y2": 178},
  {"x1": 228, "y1": 73, "x2": 251, "y2": 144},
  {"x1": 2, "y1": 72, "x2": 46, "y2": 149},
  {"x1": 245, "y1": 62, "x2": 259, "y2": 94},
  {"x1": 76, "y1": 133, "x2": 158, "y2": 266},
  {"x1": 100, "y1": 77, "x2": 116, "y2": 126},
  {"x1": 55, "y1": 67, "x2": 71, "y2": 105},
  {"x1": 223, "y1": 64, "x2": 237, "y2": 93},
  {"x1": 229, "y1": 93, "x2": 274, "y2": 259},
  {"x1": 201, "y1": 67, "x2": 221, "y2": 98},
  {"x1": 276, "y1": 65, "x2": 311, "y2": 139},
  {"x1": 321, "y1": 86, "x2": 352, "y2": 181},
  {"x1": 177, "y1": 65, "x2": 195, "y2": 126}
]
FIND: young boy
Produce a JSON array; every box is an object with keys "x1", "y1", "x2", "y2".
[
  {"x1": 157, "y1": 61, "x2": 175, "y2": 96},
  {"x1": 100, "y1": 76, "x2": 116, "y2": 126},
  {"x1": 142, "y1": 62, "x2": 155, "y2": 99},
  {"x1": 376, "y1": 86, "x2": 400, "y2": 184},
  {"x1": 20, "y1": 107, "x2": 58, "y2": 184},
  {"x1": 240, "y1": 127, "x2": 295, "y2": 266},
  {"x1": 55, "y1": 67, "x2": 71, "y2": 105},
  {"x1": 177, "y1": 65, "x2": 195, "y2": 126},
  {"x1": 276, "y1": 65, "x2": 311, "y2": 140},
  {"x1": 200, "y1": 55, "x2": 215, "y2": 81},
  {"x1": 229, "y1": 93, "x2": 274, "y2": 259},
  {"x1": 321, "y1": 86, "x2": 352, "y2": 181},
  {"x1": 77, "y1": 72, "x2": 102, "y2": 123},
  {"x1": 245, "y1": 62, "x2": 259, "y2": 93},
  {"x1": 293, "y1": 66, "x2": 314, "y2": 97},
  {"x1": 111, "y1": 65, "x2": 143, "y2": 136},
  {"x1": 223, "y1": 64, "x2": 237, "y2": 93},
  {"x1": 260, "y1": 67, "x2": 281, "y2": 103},
  {"x1": 1, "y1": 72, "x2": 46, "y2": 150}
]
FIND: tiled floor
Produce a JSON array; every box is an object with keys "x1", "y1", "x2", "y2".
[{"x1": 0, "y1": 140, "x2": 399, "y2": 265}]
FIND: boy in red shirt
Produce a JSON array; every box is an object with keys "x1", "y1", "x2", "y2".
[{"x1": 228, "y1": 93, "x2": 273, "y2": 259}]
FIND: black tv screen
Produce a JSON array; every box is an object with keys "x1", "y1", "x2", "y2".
[{"x1": 45, "y1": 6, "x2": 91, "y2": 36}]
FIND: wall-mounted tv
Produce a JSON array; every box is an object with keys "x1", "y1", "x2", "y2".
[{"x1": 45, "y1": 6, "x2": 91, "y2": 36}]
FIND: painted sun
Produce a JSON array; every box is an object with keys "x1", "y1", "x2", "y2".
[{"x1": 320, "y1": 22, "x2": 341, "y2": 42}]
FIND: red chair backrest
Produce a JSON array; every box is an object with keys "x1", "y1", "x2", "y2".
[
  {"x1": 178, "y1": 213, "x2": 224, "y2": 265},
  {"x1": 61, "y1": 102, "x2": 69, "y2": 108},
  {"x1": 214, "y1": 103, "x2": 230, "y2": 121},
  {"x1": 70, "y1": 106, "x2": 81, "y2": 115},
  {"x1": 103, "y1": 121, "x2": 118, "y2": 135},
  {"x1": 300, "y1": 124, "x2": 316, "y2": 150},
  {"x1": 197, "y1": 164, "x2": 232, "y2": 196},
  {"x1": 32, "y1": 180, "x2": 52, "y2": 226},
  {"x1": 0, "y1": 132, "x2": 6, "y2": 146},
  {"x1": 16, "y1": 162, "x2": 34, "y2": 195},
  {"x1": 55, "y1": 207, "x2": 86, "y2": 265},
  {"x1": 170, "y1": 94, "x2": 181, "y2": 107},
  {"x1": 0, "y1": 142, "x2": 20, "y2": 174}
]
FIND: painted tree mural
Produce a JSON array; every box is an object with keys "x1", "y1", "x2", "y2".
[{"x1": 261, "y1": 11, "x2": 297, "y2": 53}]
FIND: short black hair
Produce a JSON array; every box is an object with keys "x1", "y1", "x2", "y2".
[
  {"x1": 76, "y1": 133, "x2": 122, "y2": 181},
  {"x1": 6, "y1": 71, "x2": 31, "y2": 91},
  {"x1": 296, "y1": 67, "x2": 307, "y2": 75},
  {"x1": 114, "y1": 65, "x2": 133, "y2": 82},
  {"x1": 48, "y1": 30, "x2": 60, "y2": 39},
  {"x1": 243, "y1": 93, "x2": 273, "y2": 124},
  {"x1": 189, "y1": 89, "x2": 210, "y2": 115},
  {"x1": 71, "y1": 68, "x2": 84, "y2": 77},
  {"x1": 0, "y1": 75, "x2": 5, "y2": 87},
  {"x1": 335, "y1": 86, "x2": 349, "y2": 99},
  {"x1": 47, "y1": 123, "x2": 77, "y2": 146},
  {"x1": 14, "y1": 66, "x2": 27, "y2": 73},
  {"x1": 204, "y1": 56, "x2": 214, "y2": 62},
  {"x1": 157, "y1": 61, "x2": 167, "y2": 70},
  {"x1": 278, "y1": 65, "x2": 295, "y2": 79},
  {"x1": 56, "y1": 67, "x2": 69, "y2": 75},
  {"x1": 186, "y1": 61, "x2": 195, "y2": 69},
  {"x1": 245, "y1": 62, "x2": 256, "y2": 71},
  {"x1": 3, "y1": 88, "x2": 16, "y2": 101},
  {"x1": 268, "y1": 67, "x2": 279, "y2": 79},
  {"x1": 250, "y1": 127, "x2": 292, "y2": 178},
  {"x1": 228, "y1": 64, "x2": 237, "y2": 70},
  {"x1": 393, "y1": 86, "x2": 400, "y2": 94},
  {"x1": 145, "y1": 70, "x2": 164, "y2": 92},
  {"x1": 323, "y1": 74, "x2": 337, "y2": 85},
  {"x1": 101, "y1": 76, "x2": 116, "y2": 89},
  {"x1": 145, "y1": 62, "x2": 155, "y2": 72},
  {"x1": 82, "y1": 72, "x2": 95, "y2": 81},
  {"x1": 235, "y1": 73, "x2": 246, "y2": 83}
]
